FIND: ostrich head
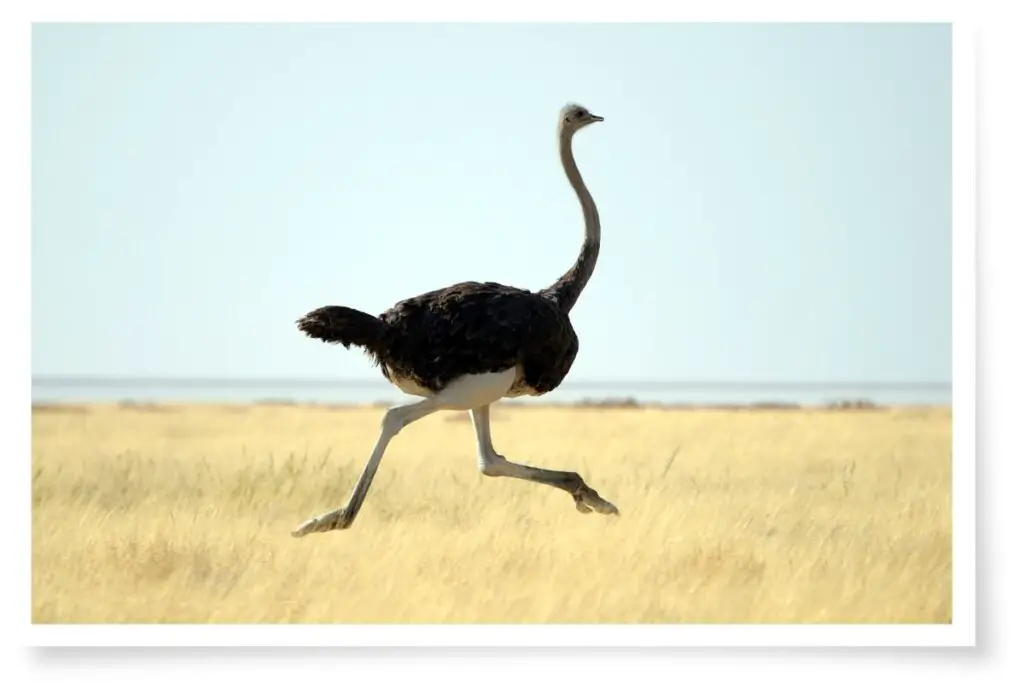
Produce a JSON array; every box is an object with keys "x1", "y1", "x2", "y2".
[{"x1": 559, "y1": 103, "x2": 603, "y2": 133}]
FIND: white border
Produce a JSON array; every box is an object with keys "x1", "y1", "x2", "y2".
[
  {"x1": 28, "y1": 624, "x2": 971, "y2": 648},
  {"x1": 8, "y1": 3, "x2": 977, "y2": 654},
  {"x1": 949, "y1": 18, "x2": 976, "y2": 646}
]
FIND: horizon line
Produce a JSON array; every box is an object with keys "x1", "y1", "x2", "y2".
[{"x1": 30, "y1": 374, "x2": 953, "y2": 392}]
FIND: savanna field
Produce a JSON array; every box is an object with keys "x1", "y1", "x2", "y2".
[{"x1": 31, "y1": 402, "x2": 952, "y2": 624}]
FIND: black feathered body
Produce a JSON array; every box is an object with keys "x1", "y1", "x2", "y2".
[{"x1": 297, "y1": 281, "x2": 579, "y2": 398}]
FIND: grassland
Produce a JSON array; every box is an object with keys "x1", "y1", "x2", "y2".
[{"x1": 32, "y1": 401, "x2": 951, "y2": 624}]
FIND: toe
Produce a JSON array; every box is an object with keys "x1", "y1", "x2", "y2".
[
  {"x1": 292, "y1": 514, "x2": 328, "y2": 537},
  {"x1": 589, "y1": 495, "x2": 619, "y2": 516}
]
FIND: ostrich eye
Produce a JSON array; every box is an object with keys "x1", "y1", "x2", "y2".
[{"x1": 576, "y1": 110, "x2": 587, "y2": 118}]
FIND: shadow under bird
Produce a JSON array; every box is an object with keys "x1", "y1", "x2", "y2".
[{"x1": 292, "y1": 103, "x2": 617, "y2": 537}]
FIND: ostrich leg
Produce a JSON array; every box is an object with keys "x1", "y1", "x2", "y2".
[
  {"x1": 469, "y1": 404, "x2": 618, "y2": 515},
  {"x1": 292, "y1": 369, "x2": 521, "y2": 537}
]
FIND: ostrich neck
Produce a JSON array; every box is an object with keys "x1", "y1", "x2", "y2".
[{"x1": 542, "y1": 129, "x2": 601, "y2": 313}]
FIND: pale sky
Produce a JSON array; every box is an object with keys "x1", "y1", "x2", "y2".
[{"x1": 31, "y1": 22, "x2": 951, "y2": 383}]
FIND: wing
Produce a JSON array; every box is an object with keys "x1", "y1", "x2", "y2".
[{"x1": 378, "y1": 281, "x2": 576, "y2": 393}]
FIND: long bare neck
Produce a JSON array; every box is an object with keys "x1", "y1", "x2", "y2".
[{"x1": 541, "y1": 128, "x2": 601, "y2": 313}]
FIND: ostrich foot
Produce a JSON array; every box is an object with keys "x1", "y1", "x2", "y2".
[
  {"x1": 572, "y1": 483, "x2": 619, "y2": 515},
  {"x1": 291, "y1": 508, "x2": 352, "y2": 537}
]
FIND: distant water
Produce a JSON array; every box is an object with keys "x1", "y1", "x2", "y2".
[{"x1": 31, "y1": 377, "x2": 952, "y2": 407}]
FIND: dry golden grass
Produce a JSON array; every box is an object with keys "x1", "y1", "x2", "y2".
[{"x1": 32, "y1": 402, "x2": 951, "y2": 624}]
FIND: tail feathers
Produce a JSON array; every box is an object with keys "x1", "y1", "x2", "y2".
[{"x1": 296, "y1": 305, "x2": 385, "y2": 353}]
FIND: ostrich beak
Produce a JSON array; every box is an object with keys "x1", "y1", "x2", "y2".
[{"x1": 589, "y1": 114, "x2": 604, "y2": 122}]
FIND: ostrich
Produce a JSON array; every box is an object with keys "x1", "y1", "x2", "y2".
[{"x1": 291, "y1": 102, "x2": 617, "y2": 538}]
